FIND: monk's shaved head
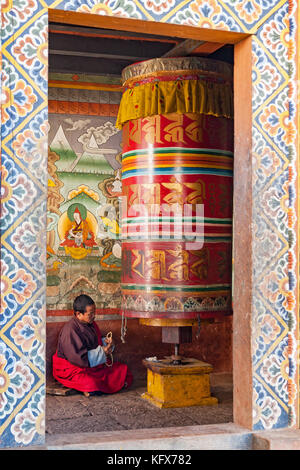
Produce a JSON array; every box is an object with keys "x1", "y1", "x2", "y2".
[{"x1": 73, "y1": 294, "x2": 95, "y2": 315}]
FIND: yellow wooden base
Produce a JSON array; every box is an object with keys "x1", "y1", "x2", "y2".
[
  {"x1": 142, "y1": 357, "x2": 218, "y2": 408},
  {"x1": 141, "y1": 392, "x2": 218, "y2": 409}
]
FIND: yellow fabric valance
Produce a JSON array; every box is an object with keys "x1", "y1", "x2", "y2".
[{"x1": 116, "y1": 79, "x2": 233, "y2": 129}]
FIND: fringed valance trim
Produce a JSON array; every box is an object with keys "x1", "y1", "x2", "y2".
[
  {"x1": 121, "y1": 57, "x2": 233, "y2": 83},
  {"x1": 116, "y1": 79, "x2": 233, "y2": 129}
]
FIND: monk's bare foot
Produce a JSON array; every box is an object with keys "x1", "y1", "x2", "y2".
[{"x1": 83, "y1": 392, "x2": 90, "y2": 397}]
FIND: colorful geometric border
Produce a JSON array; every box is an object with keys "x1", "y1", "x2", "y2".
[{"x1": 0, "y1": 0, "x2": 298, "y2": 447}]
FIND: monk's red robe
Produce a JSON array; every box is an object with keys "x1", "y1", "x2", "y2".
[{"x1": 52, "y1": 317, "x2": 133, "y2": 393}]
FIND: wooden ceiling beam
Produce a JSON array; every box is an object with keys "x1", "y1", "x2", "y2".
[
  {"x1": 192, "y1": 42, "x2": 226, "y2": 55},
  {"x1": 162, "y1": 39, "x2": 205, "y2": 57}
]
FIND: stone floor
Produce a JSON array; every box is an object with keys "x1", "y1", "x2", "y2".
[{"x1": 46, "y1": 373, "x2": 233, "y2": 435}]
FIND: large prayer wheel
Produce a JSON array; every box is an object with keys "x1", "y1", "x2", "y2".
[{"x1": 116, "y1": 57, "x2": 233, "y2": 325}]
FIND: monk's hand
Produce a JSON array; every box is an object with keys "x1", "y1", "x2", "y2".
[
  {"x1": 105, "y1": 336, "x2": 114, "y2": 349},
  {"x1": 103, "y1": 344, "x2": 112, "y2": 355}
]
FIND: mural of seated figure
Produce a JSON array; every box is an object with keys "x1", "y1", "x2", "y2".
[{"x1": 60, "y1": 203, "x2": 97, "y2": 259}]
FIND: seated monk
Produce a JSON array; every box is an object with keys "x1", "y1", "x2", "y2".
[{"x1": 52, "y1": 294, "x2": 133, "y2": 396}]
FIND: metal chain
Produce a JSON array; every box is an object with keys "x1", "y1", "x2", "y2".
[
  {"x1": 121, "y1": 310, "x2": 127, "y2": 343},
  {"x1": 105, "y1": 353, "x2": 114, "y2": 367}
]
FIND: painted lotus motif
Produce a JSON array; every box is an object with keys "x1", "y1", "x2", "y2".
[
  {"x1": 253, "y1": 380, "x2": 282, "y2": 430},
  {"x1": 260, "y1": 338, "x2": 290, "y2": 404},
  {"x1": 227, "y1": 0, "x2": 279, "y2": 27},
  {"x1": 255, "y1": 312, "x2": 281, "y2": 347},
  {"x1": 252, "y1": 127, "x2": 281, "y2": 191},
  {"x1": 1, "y1": 155, "x2": 37, "y2": 231},
  {"x1": 252, "y1": 41, "x2": 282, "y2": 110},
  {"x1": 252, "y1": 297, "x2": 283, "y2": 363},
  {"x1": 0, "y1": 341, "x2": 35, "y2": 421},
  {"x1": 10, "y1": 300, "x2": 45, "y2": 371},
  {"x1": 64, "y1": 0, "x2": 142, "y2": 18},
  {"x1": 259, "y1": 4, "x2": 294, "y2": 72},
  {"x1": 0, "y1": 248, "x2": 37, "y2": 326},
  {"x1": 1, "y1": 0, "x2": 38, "y2": 41},
  {"x1": 11, "y1": 386, "x2": 45, "y2": 445},
  {"x1": 10, "y1": 203, "x2": 47, "y2": 276},
  {"x1": 259, "y1": 92, "x2": 296, "y2": 149},
  {"x1": 1, "y1": 61, "x2": 37, "y2": 137},
  {"x1": 170, "y1": 0, "x2": 240, "y2": 30},
  {"x1": 138, "y1": 0, "x2": 175, "y2": 15},
  {"x1": 12, "y1": 110, "x2": 49, "y2": 181},
  {"x1": 253, "y1": 217, "x2": 283, "y2": 271},
  {"x1": 11, "y1": 16, "x2": 48, "y2": 92}
]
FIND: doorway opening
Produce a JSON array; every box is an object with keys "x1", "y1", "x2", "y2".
[{"x1": 46, "y1": 16, "x2": 234, "y2": 436}]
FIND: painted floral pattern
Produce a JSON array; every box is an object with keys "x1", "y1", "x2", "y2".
[
  {"x1": 10, "y1": 299, "x2": 45, "y2": 371},
  {"x1": 64, "y1": 0, "x2": 143, "y2": 18},
  {"x1": 259, "y1": 88, "x2": 296, "y2": 151},
  {"x1": 170, "y1": 0, "x2": 241, "y2": 30},
  {"x1": 11, "y1": 386, "x2": 45, "y2": 445},
  {"x1": 252, "y1": 127, "x2": 281, "y2": 191},
  {"x1": 138, "y1": 0, "x2": 175, "y2": 15},
  {"x1": 259, "y1": 4, "x2": 294, "y2": 73},
  {"x1": 260, "y1": 338, "x2": 292, "y2": 404},
  {"x1": 0, "y1": 341, "x2": 35, "y2": 421},
  {"x1": 252, "y1": 300, "x2": 282, "y2": 363},
  {"x1": 1, "y1": 154, "x2": 37, "y2": 231},
  {"x1": 259, "y1": 176, "x2": 289, "y2": 224},
  {"x1": 1, "y1": 60, "x2": 37, "y2": 137},
  {"x1": 259, "y1": 271, "x2": 287, "y2": 306},
  {"x1": 0, "y1": 248, "x2": 37, "y2": 326},
  {"x1": 10, "y1": 203, "x2": 47, "y2": 276},
  {"x1": 253, "y1": 215, "x2": 284, "y2": 277},
  {"x1": 252, "y1": 0, "x2": 297, "y2": 429},
  {"x1": 12, "y1": 110, "x2": 49, "y2": 181},
  {"x1": 252, "y1": 40, "x2": 283, "y2": 111},
  {"x1": 253, "y1": 379, "x2": 283, "y2": 429},
  {"x1": 11, "y1": 15, "x2": 48, "y2": 93},
  {"x1": 1, "y1": 0, "x2": 38, "y2": 41},
  {"x1": 233, "y1": 0, "x2": 278, "y2": 26}
]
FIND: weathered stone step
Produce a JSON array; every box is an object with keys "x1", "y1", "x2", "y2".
[{"x1": 45, "y1": 423, "x2": 253, "y2": 450}]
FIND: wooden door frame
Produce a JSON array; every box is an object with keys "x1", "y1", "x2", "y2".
[{"x1": 48, "y1": 8, "x2": 255, "y2": 428}]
